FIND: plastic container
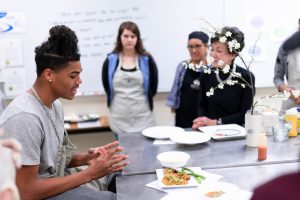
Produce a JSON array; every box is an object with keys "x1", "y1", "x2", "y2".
[
  {"x1": 297, "y1": 107, "x2": 300, "y2": 134},
  {"x1": 285, "y1": 108, "x2": 298, "y2": 137},
  {"x1": 258, "y1": 131, "x2": 267, "y2": 160}
]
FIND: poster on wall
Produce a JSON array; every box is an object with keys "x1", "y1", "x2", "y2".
[
  {"x1": 3, "y1": 67, "x2": 26, "y2": 96},
  {"x1": 0, "y1": 38, "x2": 23, "y2": 67},
  {"x1": 0, "y1": 11, "x2": 26, "y2": 33}
]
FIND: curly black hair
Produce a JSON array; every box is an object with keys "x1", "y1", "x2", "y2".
[
  {"x1": 35, "y1": 25, "x2": 81, "y2": 76},
  {"x1": 210, "y1": 26, "x2": 245, "y2": 54}
]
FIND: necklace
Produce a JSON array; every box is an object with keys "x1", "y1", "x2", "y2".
[
  {"x1": 215, "y1": 64, "x2": 236, "y2": 84},
  {"x1": 31, "y1": 87, "x2": 67, "y2": 144}
]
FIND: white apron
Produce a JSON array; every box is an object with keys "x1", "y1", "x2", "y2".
[
  {"x1": 109, "y1": 57, "x2": 155, "y2": 134},
  {"x1": 281, "y1": 48, "x2": 300, "y2": 110}
]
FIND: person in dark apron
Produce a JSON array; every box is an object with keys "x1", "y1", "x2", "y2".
[
  {"x1": 167, "y1": 31, "x2": 209, "y2": 128},
  {"x1": 0, "y1": 25, "x2": 128, "y2": 200}
]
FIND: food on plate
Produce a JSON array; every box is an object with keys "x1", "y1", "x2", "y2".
[
  {"x1": 205, "y1": 190, "x2": 225, "y2": 198},
  {"x1": 181, "y1": 167, "x2": 206, "y2": 184},
  {"x1": 162, "y1": 168, "x2": 190, "y2": 185}
]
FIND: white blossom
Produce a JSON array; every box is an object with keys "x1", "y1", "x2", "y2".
[
  {"x1": 222, "y1": 64, "x2": 230, "y2": 74},
  {"x1": 188, "y1": 63, "x2": 195, "y2": 70},
  {"x1": 234, "y1": 42, "x2": 241, "y2": 50},
  {"x1": 227, "y1": 41, "x2": 235, "y2": 52},
  {"x1": 204, "y1": 68, "x2": 211, "y2": 74},
  {"x1": 207, "y1": 56, "x2": 214, "y2": 64},
  {"x1": 219, "y1": 36, "x2": 227, "y2": 43},
  {"x1": 233, "y1": 72, "x2": 242, "y2": 77},
  {"x1": 225, "y1": 31, "x2": 232, "y2": 37},
  {"x1": 214, "y1": 70, "x2": 219, "y2": 74},
  {"x1": 218, "y1": 60, "x2": 224, "y2": 66},
  {"x1": 218, "y1": 83, "x2": 224, "y2": 89},
  {"x1": 182, "y1": 62, "x2": 188, "y2": 69},
  {"x1": 206, "y1": 87, "x2": 215, "y2": 97},
  {"x1": 241, "y1": 84, "x2": 245, "y2": 88},
  {"x1": 227, "y1": 80, "x2": 235, "y2": 85},
  {"x1": 195, "y1": 61, "x2": 204, "y2": 69}
]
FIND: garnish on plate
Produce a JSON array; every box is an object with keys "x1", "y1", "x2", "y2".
[
  {"x1": 179, "y1": 167, "x2": 206, "y2": 184},
  {"x1": 205, "y1": 190, "x2": 225, "y2": 198}
]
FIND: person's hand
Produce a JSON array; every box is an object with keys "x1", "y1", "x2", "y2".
[
  {"x1": 278, "y1": 84, "x2": 293, "y2": 93},
  {"x1": 294, "y1": 96, "x2": 300, "y2": 104},
  {"x1": 85, "y1": 141, "x2": 128, "y2": 180},
  {"x1": 287, "y1": 89, "x2": 300, "y2": 104},
  {"x1": 192, "y1": 117, "x2": 217, "y2": 129},
  {"x1": 0, "y1": 138, "x2": 22, "y2": 169},
  {"x1": 85, "y1": 141, "x2": 123, "y2": 164},
  {"x1": 0, "y1": 137, "x2": 22, "y2": 200}
]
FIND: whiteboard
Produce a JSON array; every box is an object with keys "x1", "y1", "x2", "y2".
[
  {"x1": 0, "y1": 0, "x2": 299, "y2": 95},
  {"x1": 0, "y1": 0, "x2": 223, "y2": 94}
]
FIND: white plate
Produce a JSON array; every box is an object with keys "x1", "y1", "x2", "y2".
[
  {"x1": 161, "y1": 191, "x2": 199, "y2": 200},
  {"x1": 161, "y1": 182, "x2": 240, "y2": 200},
  {"x1": 170, "y1": 131, "x2": 211, "y2": 145},
  {"x1": 156, "y1": 168, "x2": 198, "y2": 188},
  {"x1": 199, "y1": 124, "x2": 246, "y2": 140},
  {"x1": 200, "y1": 181, "x2": 240, "y2": 200},
  {"x1": 142, "y1": 126, "x2": 185, "y2": 139}
]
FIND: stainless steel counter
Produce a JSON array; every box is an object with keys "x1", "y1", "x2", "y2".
[{"x1": 119, "y1": 133, "x2": 300, "y2": 175}]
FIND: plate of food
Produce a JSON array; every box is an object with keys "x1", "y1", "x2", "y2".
[
  {"x1": 200, "y1": 181, "x2": 240, "y2": 200},
  {"x1": 156, "y1": 167, "x2": 206, "y2": 188},
  {"x1": 64, "y1": 114, "x2": 100, "y2": 123},
  {"x1": 170, "y1": 131, "x2": 211, "y2": 145},
  {"x1": 199, "y1": 124, "x2": 246, "y2": 140},
  {"x1": 142, "y1": 126, "x2": 185, "y2": 139}
]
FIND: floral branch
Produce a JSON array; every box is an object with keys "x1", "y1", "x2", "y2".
[
  {"x1": 253, "y1": 104, "x2": 280, "y2": 113},
  {"x1": 253, "y1": 93, "x2": 286, "y2": 108}
]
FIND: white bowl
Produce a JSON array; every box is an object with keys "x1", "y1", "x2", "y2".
[{"x1": 157, "y1": 151, "x2": 190, "y2": 168}]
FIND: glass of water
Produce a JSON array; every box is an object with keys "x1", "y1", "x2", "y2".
[{"x1": 273, "y1": 117, "x2": 289, "y2": 142}]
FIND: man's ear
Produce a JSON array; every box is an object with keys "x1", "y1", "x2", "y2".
[{"x1": 43, "y1": 68, "x2": 54, "y2": 83}]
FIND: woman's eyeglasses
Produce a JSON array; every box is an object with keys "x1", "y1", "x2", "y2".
[{"x1": 187, "y1": 45, "x2": 202, "y2": 50}]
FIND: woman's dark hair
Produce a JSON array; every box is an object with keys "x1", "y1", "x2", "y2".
[
  {"x1": 112, "y1": 21, "x2": 148, "y2": 55},
  {"x1": 210, "y1": 26, "x2": 245, "y2": 54},
  {"x1": 35, "y1": 25, "x2": 81, "y2": 76}
]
